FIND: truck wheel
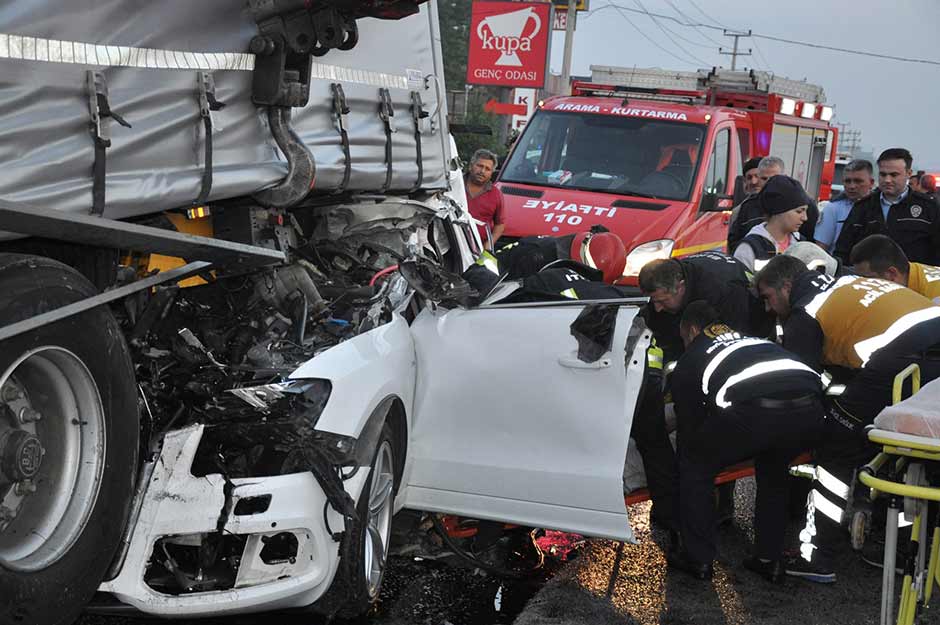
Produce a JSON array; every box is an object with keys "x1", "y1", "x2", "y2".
[
  {"x1": 0, "y1": 254, "x2": 138, "y2": 625},
  {"x1": 319, "y1": 424, "x2": 397, "y2": 618}
]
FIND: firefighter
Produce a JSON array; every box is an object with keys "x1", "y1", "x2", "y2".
[
  {"x1": 849, "y1": 234, "x2": 940, "y2": 304},
  {"x1": 728, "y1": 157, "x2": 819, "y2": 250},
  {"x1": 666, "y1": 301, "x2": 825, "y2": 582},
  {"x1": 834, "y1": 148, "x2": 940, "y2": 266},
  {"x1": 732, "y1": 176, "x2": 810, "y2": 271},
  {"x1": 638, "y1": 251, "x2": 759, "y2": 363},
  {"x1": 494, "y1": 227, "x2": 627, "y2": 284},
  {"x1": 755, "y1": 255, "x2": 940, "y2": 583}
]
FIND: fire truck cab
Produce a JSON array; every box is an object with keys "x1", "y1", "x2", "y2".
[{"x1": 496, "y1": 67, "x2": 839, "y2": 280}]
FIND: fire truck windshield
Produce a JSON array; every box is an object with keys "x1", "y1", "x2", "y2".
[{"x1": 501, "y1": 111, "x2": 705, "y2": 200}]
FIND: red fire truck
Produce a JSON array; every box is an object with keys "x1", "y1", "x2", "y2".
[{"x1": 495, "y1": 67, "x2": 839, "y2": 280}]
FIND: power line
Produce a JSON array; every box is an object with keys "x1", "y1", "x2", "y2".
[
  {"x1": 585, "y1": 3, "x2": 940, "y2": 68},
  {"x1": 682, "y1": 0, "x2": 727, "y2": 29},
  {"x1": 751, "y1": 33, "x2": 940, "y2": 66},
  {"x1": 751, "y1": 39, "x2": 772, "y2": 70},
  {"x1": 631, "y1": 0, "x2": 710, "y2": 64},
  {"x1": 662, "y1": 0, "x2": 722, "y2": 46},
  {"x1": 606, "y1": 5, "x2": 699, "y2": 68}
]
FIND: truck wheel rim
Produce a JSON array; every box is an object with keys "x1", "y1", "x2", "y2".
[
  {"x1": 0, "y1": 347, "x2": 106, "y2": 572},
  {"x1": 364, "y1": 440, "x2": 394, "y2": 598}
]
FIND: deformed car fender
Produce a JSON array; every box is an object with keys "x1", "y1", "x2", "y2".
[{"x1": 289, "y1": 312, "x2": 416, "y2": 453}]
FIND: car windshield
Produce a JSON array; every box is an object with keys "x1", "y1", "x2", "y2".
[{"x1": 500, "y1": 110, "x2": 706, "y2": 201}]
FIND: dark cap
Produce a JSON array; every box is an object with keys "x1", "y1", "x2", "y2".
[
  {"x1": 759, "y1": 175, "x2": 811, "y2": 216},
  {"x1": 743, "y1": 157, "x2": 762, "y2": 174}
]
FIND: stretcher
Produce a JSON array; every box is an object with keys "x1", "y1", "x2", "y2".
[
  {"x1": 857, "y1": 364, "x2": 940, "y2": 625},
  {"x1": 624, "y1": 454, "x2": 813, "y2": 506}
]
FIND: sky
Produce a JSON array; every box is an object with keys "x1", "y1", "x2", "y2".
[{"x1": 547, "y1": 0, "x2": 940, "y2": 170}]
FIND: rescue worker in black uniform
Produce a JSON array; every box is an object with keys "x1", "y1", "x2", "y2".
[
  {"x1": 494, "y1": 226, "x2": 627, "y2": 284},
  {"x1": 638, "y1": 252, "x2": 767, "y2": 525},
  {"x1": 834, "y1": 148, "x2": 940, "y2": 266},
  {"x1": 756, "y1": 255, "x2": 940, "y2": 583},
  {"x1": 462, "y1": 243, "x2": 681, "y2": 535},
  {"x1": 666, "y1": 301, "x2": 825, "y2": 582},
  {"x1": 638, "y1": 251, "x2": 762, "y2": 362}
]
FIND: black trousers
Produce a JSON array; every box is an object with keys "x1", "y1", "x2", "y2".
[
  {"x1": 678, "y1": 399, "x2": 825, "y2": 564},
  {"x1": 805, "y1": 344, "x2": 940, "y2": 565},
  {"x1": 632, "y1": 367, "x2": 679, "y2": 530}
]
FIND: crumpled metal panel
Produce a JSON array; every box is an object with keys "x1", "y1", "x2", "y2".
[{"x1": 0, "y1": 1, "x2": 447, "y2": 230}]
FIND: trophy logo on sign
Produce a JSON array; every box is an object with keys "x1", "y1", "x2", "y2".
[{"x1": 476, "y1": 7, "x2": 542, "y2": 67}]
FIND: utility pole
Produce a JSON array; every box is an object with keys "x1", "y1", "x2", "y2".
[
  {"x1": 719, "y1": 29, "x2": 752, "y2": 71},
  {"x1": 559, "y1": 0, "x2": 577, "y2": 95}
]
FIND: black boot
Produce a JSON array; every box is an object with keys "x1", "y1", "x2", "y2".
[
  {"x1": 667, "y1": 548, "x2": 713, "y2": 580},
  {"x1": 743, "y1": 557, "x2": 785, "y2": 584}
]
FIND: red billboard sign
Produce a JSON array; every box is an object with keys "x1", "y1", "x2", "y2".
[{"x1": 466, "y1": 1, "x2": 552, "y2": 89}]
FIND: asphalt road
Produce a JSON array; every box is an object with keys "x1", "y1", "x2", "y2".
[{"x1": 77, "y1": 479, "x2": 940, "y2": 625}]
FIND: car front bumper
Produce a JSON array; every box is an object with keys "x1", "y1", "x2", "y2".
[{"x1": 100, "y1": 424, "x2": 367, "y2": 617}]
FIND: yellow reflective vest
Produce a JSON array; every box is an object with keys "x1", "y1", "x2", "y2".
[{"x1": 907, "y1": 262, "x2": 940, "y2": 304}]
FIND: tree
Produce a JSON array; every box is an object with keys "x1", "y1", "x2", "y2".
[{"x1": 438, "y1": 0, "x2": 508, "y2": 162}]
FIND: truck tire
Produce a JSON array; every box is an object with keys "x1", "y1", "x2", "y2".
[
  {"x1": 0, "y1": 254, "x2": 138, "y2": 625},
  {"x1": 317, "y1": 423, "x2": 397, "y2": 618}
]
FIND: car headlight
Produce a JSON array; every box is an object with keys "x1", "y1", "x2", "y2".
[{"x1": 624, "y1": 239, "x2": 674, "y2": 277}]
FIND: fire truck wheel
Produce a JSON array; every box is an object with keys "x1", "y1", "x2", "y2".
[
  {"x1": 317, "y1": 423, "x2": 397, "y2": 618},
  {"x1": 0, "y1": 254, "x2": 138, "y2": 625}
]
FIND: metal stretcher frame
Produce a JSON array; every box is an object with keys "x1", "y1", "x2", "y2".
[
  {"x1": 857, "y1": 363, "x2": 940, "y2": 625},
  {"x1": 624, "y1": 453, "x2": 813, "y2": 507}
]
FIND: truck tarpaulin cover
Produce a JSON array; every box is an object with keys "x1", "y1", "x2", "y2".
[{"x1": 0, "y1": 2, "x2": 449, "y2": 228}]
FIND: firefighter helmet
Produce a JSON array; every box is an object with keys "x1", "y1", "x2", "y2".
[{"x1": 570, "y1": 231, "x2": 627, "y2": 284}]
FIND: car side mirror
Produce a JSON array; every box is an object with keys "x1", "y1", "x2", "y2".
[{"x1": 700, "y1": 191, "x2": 735, "y2": 212}]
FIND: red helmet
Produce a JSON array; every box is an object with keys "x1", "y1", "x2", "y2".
[{"x1": 570, "y1": 231, "x2": 627, "y2": 284}]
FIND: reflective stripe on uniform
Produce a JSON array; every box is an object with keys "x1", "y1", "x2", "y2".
[
  {"x1": 700, "y1": 338, "x2": 769, "y2": 394},
  {"x1": 475, "y1": 251, "x2": 500, "y2": 274},
  {"x1": 560, "y1": 288, "x2": 579, "y2": 299},
  {"x1": 713, "y1": 358, "x2": 820, "y2": 408},
  {"x1": 647, "y1": 346, "x2": 663, "y2": 370},
  {"x1": 853, "y1": 306, "x2": 940, "y2": 366},
  {"x1": 804, "y1": 275, "x2": 857, "y2": 318},
  {"x1": 816, "y1": 466, "x2": 851, "y2": 501},
  {"x1": 810, "y1": 488, "x2": 844, "y2": 523}
]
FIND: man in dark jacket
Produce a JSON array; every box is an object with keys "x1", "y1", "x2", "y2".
[
  {"x1": 638, "y1": 251, "x2": 759, "y2": 362},
  {"x1": 833, "y1": 148, "x2": 940, "y2": 265},
  {"x1": 666, "y1": 301, "x2": 825, "y2": 583}
]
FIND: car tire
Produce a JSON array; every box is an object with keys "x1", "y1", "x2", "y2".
[
  {"x1": 0, "y1": 254, "x2": 138, "y2": 625},
  {"x1": 317, "y1": 423, "x2": 397, "y2": 618}
]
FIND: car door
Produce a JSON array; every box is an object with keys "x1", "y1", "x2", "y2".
[
  {"x1": 401, "y1": 299, "x2": 650, "y2": 541},
  {"x1": 673, "y1": 124, "x2": 735, "y2": 256}
]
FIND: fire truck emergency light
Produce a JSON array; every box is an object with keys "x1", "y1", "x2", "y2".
[
  {"x1": 800, "y1": 102, "x2": 816, "y2": 119},
  {"x1": 820, "y1": 106, "x2": 833, "y2": 121},
  {"x1": 779, "y1": 97, "x2": 796, "y2": 115}
]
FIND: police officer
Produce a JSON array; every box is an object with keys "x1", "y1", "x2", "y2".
[
  {"x1": 756, "y1": 255, "x2": 940, "y2": 583},
  {"x1": 849, "y1": 234, "x2": 940, "y2": 304},
  {"x1": 638, "y1": 251, "x2": 761, "y2": 362},
  {"x1": 495, "y1": 227, "x2": 627, "y2": 284},
  {"x1": 834, "y1": 148, "x2": 940, "y2": 266},
  {"x1": 666, "y1": 301, "x2": 825, "y2": 582}
]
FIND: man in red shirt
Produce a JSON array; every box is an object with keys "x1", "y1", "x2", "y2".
[{"x1": 465, "y1": 149, "x2": 505, "y2": 249}]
